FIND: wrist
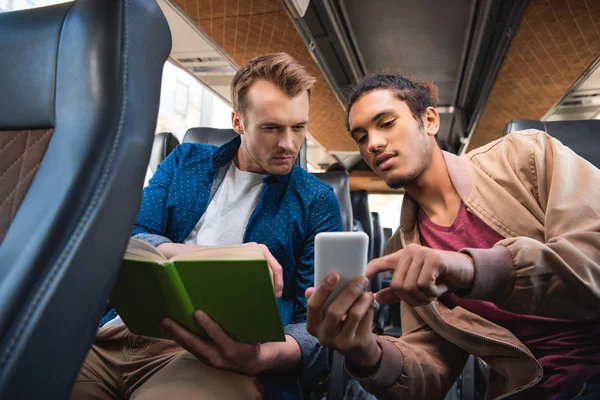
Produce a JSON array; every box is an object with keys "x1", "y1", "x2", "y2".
[
  {"x1": 256, "y1": 335, "x2": 301, "y2": 374},
  {"x1": 460, "y1": 253, "x2": 475, "y2": 290},
  {"x1": 347, "y1": 335, "x2": 382, "y2": 369},
  {"x1": 254, "y1": 343, "x2": 275, "y2": 374},
  {"x1": 345, "y1": 339, "x2": 383, "y2": 378}
]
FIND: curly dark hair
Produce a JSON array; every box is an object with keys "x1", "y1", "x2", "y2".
[{"x1": 346, "y1": 74, "x2": 439, "y2": 130}]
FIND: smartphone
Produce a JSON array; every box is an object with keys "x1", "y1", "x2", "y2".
[{"x1": 314, "y1": 231, "x2": 369, "y2": 306}]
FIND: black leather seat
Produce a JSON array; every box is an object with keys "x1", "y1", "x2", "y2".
[
  {"x1": 371, "y1": 212, "x2": 384, "y2": 259},
  {"x1": 183, "y1": 127, "x2": 308, "y2": 169},
  {"x1": 383, "y1": 227, "x2": 393, "y2": 245},
  {"x1": 183, "y1": 127, "x2": 238, "y2": 146},
  {"x1": 312, "y1": 171, "x2": 353, "y2": 232},
  {"x1": 149, "y1": 132, "x2": 180, "y2": 175},
  {"x1": 0, "y1": 1, "x2": 170, "y2": 397},
  {"x1": 370, "y1": 212, "x2": 386, "y2": 333},
  {"x1": 350, "y1": 191, "x2": 374, "y2": 261},
  {"x1": 503, "y1": 119, "x2": 600, "y2": 168}
]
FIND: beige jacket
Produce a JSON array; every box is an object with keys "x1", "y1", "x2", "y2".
[{"x1": 352, "y1": 130, "x2": 600, "y2": 399}]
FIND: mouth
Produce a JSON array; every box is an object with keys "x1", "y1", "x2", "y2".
[
  {"x1": 374, "y1": 152, "x2": 396, "y2": 171},
  {"x1": 272, "y1": 155, "x2": 295, "y2": 165}
]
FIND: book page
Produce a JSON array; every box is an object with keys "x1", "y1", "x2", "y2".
[
  {"x1": 124, "y1": 237, "x2": 166, "y2": 264},
  {"x1": 171, "y1": 244, "x2": 265, "y2": 262}
]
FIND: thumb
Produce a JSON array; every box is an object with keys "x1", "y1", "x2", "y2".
[
  {"x1": 305, "y1": 287, "x2": 315, "y2": 300},
  {"x1": 374, "y1": 287, "x2": 400, "y2": 304}
]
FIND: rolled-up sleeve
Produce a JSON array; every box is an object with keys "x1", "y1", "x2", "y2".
[
  {"x1": 284, "y1": 322, "x2": 331, "y2": 392},
  {"x1": 133, "y1": 232, "x2": 172, "y2": 247}
]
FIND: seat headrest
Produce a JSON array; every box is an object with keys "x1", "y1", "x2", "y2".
[
  {"x1": 149, "y1": 132, "x2": 180, "y2": 173},
  {"x1": 0, "y1": 3, "x2": 73, "y2": 129},
  {"x1": 503, "y1": 119, "x2": 545, "y2": 135},
  {"x1": 503, "y1": 119, "x2": 600, "y2": 168},
  {"x1": 183, "y1": 127, "x2": 238, "y2": 146}
]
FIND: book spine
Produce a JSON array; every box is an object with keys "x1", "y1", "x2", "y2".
[{"x1": 159, "y1": 263, "x2": 204, "y2": 337}]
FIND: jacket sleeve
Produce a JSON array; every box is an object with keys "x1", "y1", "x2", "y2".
[
  {"x1": 292, "y1": 187, "x2": 342, "y2": 323},
  {"x1": 347, "y1": 302, "x2": 469, "y2": 399},
  {"x1": 131, "y1": 144, "x2": 188, "y2": 245},
  {"x1": 462, "y1": 131, "x2": 600, "y2": 319}
]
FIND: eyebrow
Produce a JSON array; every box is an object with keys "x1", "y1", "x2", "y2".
[
  {"x1": 350, "y1": 109, "x2": 395, "y2": 137},
  {"x1": 260, "y1": 121, "x2": 308, "y2": 127}
]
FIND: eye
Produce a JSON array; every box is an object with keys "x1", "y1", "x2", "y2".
[
  {"x1": 292, "y1": 125, "x2": 305, "y2": 132},
  {"x1": 356, "y1": 134, "x2": 368, "y2": 144},
  {"x1": 381, "y1": 119, "x2": 395, "y2": 129},
  {"x1": 263, "y1": 126, "x2": 279, "y2": 132}
]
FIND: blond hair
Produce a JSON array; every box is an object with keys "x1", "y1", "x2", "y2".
[{"x1": 231, "y1": 53, "x2": 316, "y2": 118}]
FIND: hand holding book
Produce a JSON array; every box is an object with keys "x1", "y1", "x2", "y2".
[
  {"x1": 161, "y1": 310, "x2": 302, "y2": 375},
  {"x1": 156, "y1": 241, "x2": 283, "y2": 297}
]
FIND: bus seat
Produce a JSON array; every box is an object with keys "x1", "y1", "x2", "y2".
[
  {"x1": 383, "y1": 227, "x2": 393, "y2": 244},
  {"x1": 353, "y1": 219, "x2": 365, "y2": 232},
  {"x1": 182, "y1": 127, "x2": 308, "y2": 169},
  {"x1": 297, "y1": 136, "x2": 308, "y2": 170},
  {"x1": 312, "y1": 171, "x2": 353, "y2": 232},
  {"x1": 370, "y1": 212, "x2": 386, "y2": 333},
  {"x1": 149, "y1": 132, "x2": 180, "y2": 175},
  {"x1": 0, "y1": 1, "x2": 170, "y2": 397},
  {"x1": 183, "y1": 127, "x2": 238, "y2": 146},
  {"x1": 503, "y1": 119, "x2": 600, "y2": 168},
  {"x1": 350, "y1": 191, "x2": 374, "y2": 261},
  {"x1": 371, "y1": 212, "x2": 384, "y2": 259}
]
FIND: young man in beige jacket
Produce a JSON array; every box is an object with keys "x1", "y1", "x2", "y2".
[{"x1": 306, "y1": 74, "x2": 600, "y2": 399}]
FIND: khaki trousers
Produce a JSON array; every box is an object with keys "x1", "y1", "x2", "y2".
[{"x1": 69, "y1": 324, "x2": 264, "y2": 399}]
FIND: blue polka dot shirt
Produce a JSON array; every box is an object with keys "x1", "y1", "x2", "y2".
[{"x1": 131, "y1": 136, "x2": 342, "y2": 398}]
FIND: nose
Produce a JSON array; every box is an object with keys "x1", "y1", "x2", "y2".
[
  {"x1": 367, "y1": 131, "x2": 386, "y2": 154},
  {"x1": 279, "y1": 128, "x2": 296, "y2": 152}
]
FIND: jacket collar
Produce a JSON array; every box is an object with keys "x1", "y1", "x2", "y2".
[
  {"x1": 399, "y1": 151, "x2": 473, "y2": 233},
  {"x1": 210, "y1": 135, "x2": 292, "y2": 184}
]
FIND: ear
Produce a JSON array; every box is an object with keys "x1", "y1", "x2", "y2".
[
  {"x1": 231, "y1": 111, "x2": 245, "y2": 135},
  {"x1": 424, "y1": 107, "x2": 440, "y2": 137}
]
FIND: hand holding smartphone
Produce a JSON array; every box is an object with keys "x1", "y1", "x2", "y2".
[{"x1": 314, "y1": 232, "x2": 369, "y2": 306}]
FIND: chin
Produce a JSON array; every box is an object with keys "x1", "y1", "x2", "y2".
[
  {"x1": 385, "y1": 171, "x2": 419, "y2": 189},
  {"x1": 267, "y1": 165, "x2": 293, "y2": 176}
]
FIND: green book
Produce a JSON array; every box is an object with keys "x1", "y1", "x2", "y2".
[{"x1": 110, "y1": 238, "x2": 285, "y2": 343}]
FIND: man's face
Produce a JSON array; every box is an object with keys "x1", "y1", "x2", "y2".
[
  {"x1": 348, "y1": 89, "x2": 438, "y2": 189},
  {"x1": 232, "y1": 79, "x2": 309, "y2": 175}
]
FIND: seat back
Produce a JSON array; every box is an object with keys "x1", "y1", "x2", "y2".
[
  {"x1": 312, "y1": 171, "x2": 353, "y2": 232},
  {"x1": 383, "y1": 227, "x2": 393, "y2": 247},
  {"x1": 350, "y1": 191, "x2": 374, "y2": 261},
  {"x1": 182, "y1": 127, "x2": 308, "y2": 169},
  {"x1": 149, "y1": 132, "x2": 180, "y2": 175},
  {"x1": 371, "y1": 212, "x2": 384, "y2": 259},
  {"x1": 0, "y1": 1, "x2": 170, "y2": 397},
  {"x1": 503, "y1": 119, "x2": 600, "y2": 168}
]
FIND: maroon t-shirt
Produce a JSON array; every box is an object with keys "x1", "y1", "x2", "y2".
[{"x1": 417, "y1": 202, "x2": 600, "y2": 399}]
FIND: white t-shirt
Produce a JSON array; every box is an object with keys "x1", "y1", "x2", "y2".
[{"x1": 184, "y1": 161, "x2": 266, "y2": 245}]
